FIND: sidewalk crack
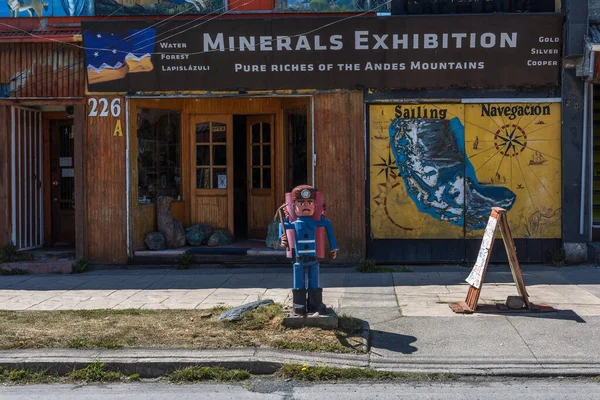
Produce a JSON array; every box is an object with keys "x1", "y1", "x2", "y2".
[{"x1": 505, "y1": 316, "x2": 541, "y2": 366}]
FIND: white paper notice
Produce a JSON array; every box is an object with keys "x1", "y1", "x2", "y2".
[
  {"x1": 61, "y1": 168, "x2": 75, "y2": 178},
  {"x1": 465, "y1": 215, "x2": 498, "y2": 289},
  {"x1": 59, "y1": 157, "x2": 72, "y2": 167}
]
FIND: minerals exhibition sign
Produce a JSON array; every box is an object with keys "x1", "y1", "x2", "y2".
[{"x1": 82, "y1": 14, "x2": 562, "y2": 92}]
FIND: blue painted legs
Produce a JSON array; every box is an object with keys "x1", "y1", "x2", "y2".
[
  {"x1": 292, "y1": 261, "x2": 324, "y2": 315},
  {"x1": 293, "y1": 261, "x2": 319, "y2": 290}
]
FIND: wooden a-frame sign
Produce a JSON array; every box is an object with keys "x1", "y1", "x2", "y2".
[{"x1": 450, "y1": 207, "x2": 530, "y2": 314}]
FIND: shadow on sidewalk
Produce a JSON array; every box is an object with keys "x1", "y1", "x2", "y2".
[
  {"x1": 370, "y1": 330, "x2": 418, "y2": 354},
  {"x1": 474, "y1": 306, "x2": 586, "y2": 323}
]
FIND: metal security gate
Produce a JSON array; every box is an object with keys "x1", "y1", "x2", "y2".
[{"x1": 11, "y1": 107, "x2": 43, "y2": 250}]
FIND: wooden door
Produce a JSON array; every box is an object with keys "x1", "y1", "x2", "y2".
[
  {"x1": 247, "y1": 115, "x2": 275, "y2": 239},
  {"x1": 50, "y1": 121, "x2": 76, "y2": 245},
  {"x1": 190, "y1": 115, "x2": 233, "y2": 234},
  {"x1": 10, "y1": 107, "x2": 44, "y2": 250}
]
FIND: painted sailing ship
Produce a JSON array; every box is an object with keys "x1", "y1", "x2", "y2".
[{"x1": 529, "y1": 151, "x2": 547, "y2": 165}]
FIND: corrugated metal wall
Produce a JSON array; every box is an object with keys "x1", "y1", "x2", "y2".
[{"x1": 0, "y1": 43, "x2": 84, "y2": 98}]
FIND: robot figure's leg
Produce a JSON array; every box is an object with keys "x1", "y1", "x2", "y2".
[
  {"x1": 307, "y1": 262, "x2": 319, "y2": 289},
  {"x1": 292, "y1": 262, "x2": 307, "y2": 315},
  {"x1": 307, "y1": 262, "x2": 326, "y2": 314}
]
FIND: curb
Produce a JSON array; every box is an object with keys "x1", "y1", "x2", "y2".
[{"x1": 2, "y1": 349, "x2": 600, "y2": 378}]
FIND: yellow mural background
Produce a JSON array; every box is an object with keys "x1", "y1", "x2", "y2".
[
  {"x1": 464, "y1": 103, "x2": 561, "y2": 239},
  {"x1": 369, "y1": 103, "x2": 561, "y2": 239},
  {"x1": 369, "y1": 104, "x2": 465, "y2": 239}
]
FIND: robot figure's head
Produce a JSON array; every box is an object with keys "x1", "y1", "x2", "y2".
[{"x1": 291, "y1": 184, "x2": 316, "y2": 217}]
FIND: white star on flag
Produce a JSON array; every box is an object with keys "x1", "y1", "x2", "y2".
[
  {"x1": 94, "y1": 52, "x2": 99, "y2": 57},
  {"x1": 96, "y1": 34, "x2": 102, "y2": 38},
  {"x1": 112, "y1": 49, "x2": 117, "y2": 54}
]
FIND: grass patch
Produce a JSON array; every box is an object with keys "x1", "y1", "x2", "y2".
[
  {"x1": 69, "y1": 361, "x2": 121, "y2": 383},
  {"x1": 356, "y1": 259, "x2": 395, "y2": 273},
  {"x1": 0, "y1": 305, "x2": 363, "y2": 354},
  {"x1": 277, "y1": 364, "x2": 457, "y2": 382},
  {"x1": 0, "y1": 365, "x2": 58, "y2": 385},
  {"x1": 169, "y1": 366, "x2": 250, "y2": 383}
]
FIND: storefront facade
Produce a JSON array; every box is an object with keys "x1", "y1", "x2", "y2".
[{"x1": 2, "y1": 3, "x2": 578, "y2": 265}]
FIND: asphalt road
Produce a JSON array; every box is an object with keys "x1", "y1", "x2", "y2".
[{"x1": 1, "y1": 379, "x2": 599, "y2": 399}]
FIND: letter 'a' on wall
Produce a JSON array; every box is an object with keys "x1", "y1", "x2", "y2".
[{"x1": 369, "y1": 103, "x2": 562, "y2": 240}]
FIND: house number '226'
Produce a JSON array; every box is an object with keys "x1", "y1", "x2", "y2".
[{"x1": 88, "y1": 98, "x2": 123, "y2": 137}]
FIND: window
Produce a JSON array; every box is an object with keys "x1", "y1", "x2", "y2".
[
  {"x1": 196, "y1": 121, "x2": 228, "y2": 189},
  {"x1": 137, "y1": 109, "x2": 181, "y2": 204}
]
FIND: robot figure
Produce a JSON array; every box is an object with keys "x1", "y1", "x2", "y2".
[{"x1": 280, "y1": 185, "x2": 339, "y2": 315}]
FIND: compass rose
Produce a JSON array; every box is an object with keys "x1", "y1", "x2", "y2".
[{"x1": 494, "y1": 124, "x2": 527, "y2": 157}]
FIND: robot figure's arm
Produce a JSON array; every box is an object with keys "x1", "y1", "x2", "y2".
[{"x1": 320, "y1": 217, "x2": 338, "y2": 250}]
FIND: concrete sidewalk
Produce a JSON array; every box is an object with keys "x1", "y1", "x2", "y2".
[{"x1": 1, "y1": 264, "x2": 600, "y2": 376}]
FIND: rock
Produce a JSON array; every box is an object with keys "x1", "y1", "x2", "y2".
[
  {"x1": 266, "y1": 220, "x2": 286, "y2": 250},
  {"x1": 145, "y1": 232, "x2": 166, "y2": 251},
  {"x1": 506, "y1": 295, "x2": 526, "y2": 310},
  {"x1": 197, "y1": 224, "x2": 213, "y2": 245},
  {"x1": 218, "y1": 299, "x2": 274, "y2": 321},
  {"x1": 156, "y1": 196, "x2": 186, "y2": 249},
  {"x1": 207, "y1": 229, "x2": 233, "y2": 246},
  {"x1": 186, "y1": 224, "x2": 205, "y2": 246}
]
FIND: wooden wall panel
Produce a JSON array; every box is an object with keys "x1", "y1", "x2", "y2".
[
  {"x1": 86, "y1": 96, "x2": 127, "y2": 263},
  {"x1": 74, "y1": 104, "x2": 88, "y2": 260},
  {"x1": 314, "y1": 92, "x2": 366, "y2": 262},
  {"x1": 0, "y1": 43, "x2": 84, "y2": 99},
  {"x1": 195, "y1": 196, "x2": 228, "y2": 230},
  {"x1": 0, "y1": 106, "x2": 9, "y2": 247}
]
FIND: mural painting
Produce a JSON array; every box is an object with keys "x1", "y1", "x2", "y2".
[
  {"x1": 0, "y1": 0, "x2": 93, "y2": 16},
  {"x1": 94, "y1": 0, "x2": 222, "y2": 16},
  {"x1": 83, "y1": 29, "x2": 156, "y2": 85},
  {"x1": 464, "y1": 103, "x2": 561, "y2": 239},
  {"x1": 275, "y1": 0, "x2": 388, "y2": 12},
  {"x1": 369, "y1": 103, "x2": 561, "y2": 240}
]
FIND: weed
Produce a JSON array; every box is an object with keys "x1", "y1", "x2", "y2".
[
  {"x1": 356, "y1": 259, "x2": 394, "y2": 273},
  {"x1": 169, "y1": 366, "x2": 250, "y2": 383},
  {"x1": 176, "y1": 251, "x2": 193, "y2": 270},
  {"x1": 398, "y1": 267, "x2": 413, "y2": 273},
  {"x1": 277, "y1": 364, "x2": 457, "y2": 382},
  {"x1": 72, "y1": 259, "x2": 89, "y2": 274},
  {"x1": 0, "y1": 366, "x2": 58, "y2": 384},
  {"x1": 0, "y1": 268, "x2": 28, "y2": 276},
  {"x1": 547, "y1": 247, "x2": 567, "y2": 267},
  {"x1": 0, "y1": 242, "x2": 35, "y2": 264},
  {"x1": 68, "y1": 338, "x2": 123, "y2": 349},
  {"x1": 69, "y1": 361, "x2": 121, "y2": 383},
  {"x1": 129, "y1": 372, "x2": 141, "y2": 381}
]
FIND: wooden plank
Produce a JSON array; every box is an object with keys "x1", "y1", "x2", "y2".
[
  {"x1": 498, "y1": 211, "x2": 530, "y2": 307},
  {"x1": 0, "y1": 106, "x2": 9, "y2": 247},
  {"x1": 74, "y1": 104, "x2": 87, "y2": 260},
  {"x1": 313, "y1": 92, "x2": 365, "y2": 262},
  {"x1": 463, "y1": 208, "x2": 501, "y2": 311},
  {"x1": 86, "y1": 95, "x2": 127, "y2": 263}
]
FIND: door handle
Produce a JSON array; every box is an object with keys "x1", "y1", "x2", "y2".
[{"x1": 52, "y1": 181, "x2": 59, "y2": 186}]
